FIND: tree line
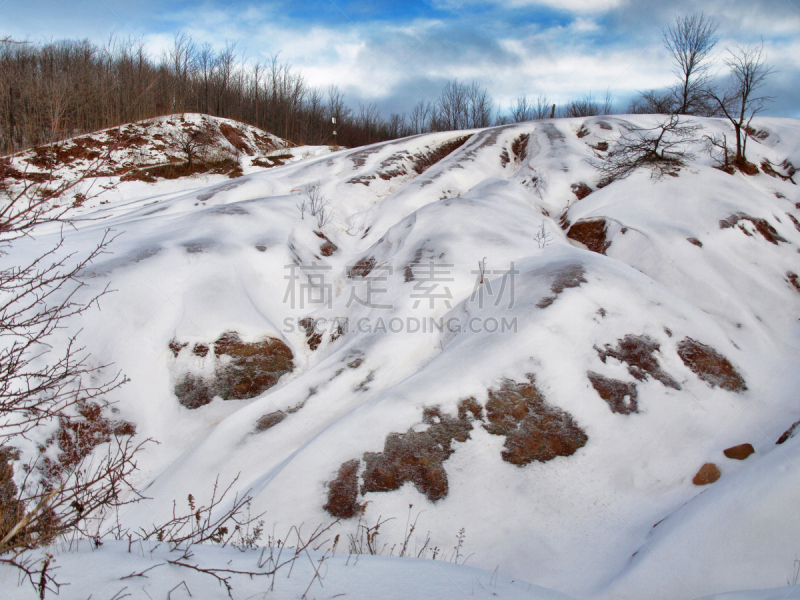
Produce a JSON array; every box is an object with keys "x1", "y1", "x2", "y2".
[{"x1": 0, "y1": 14, "x2": 775, "y2": 165}]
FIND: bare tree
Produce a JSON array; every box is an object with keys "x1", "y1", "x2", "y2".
[
  {"x1": 663, "y1": 13, "x2": 719, "y2": 115},
  {"x1": 562, "y1": 94, "x2": 601, "y2": 118},
  {"x1": 510, "y1": 94, "x2": 534, "y2": 123},
  {"x1": 0, "y1": 157, "x2": 146, "y2": 597},
  {"x1": 707, "y1": 42, "x2": 774, "y2": 168},
  {"x1": 594, "y1": 115, "x2": 701, "y2": 183}
]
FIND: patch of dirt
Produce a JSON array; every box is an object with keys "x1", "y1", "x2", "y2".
[
  {"x1": 776, "y1": 419, "x2": 800, "y2": 444},
  {"x1": 169, "y1": 339, "x2": 188, "y2": 357},
  {"x1": 596, "y1": 334, "x2": 681, "y2": 390},
  {"x1": 723, "y1": 443, "x2": 754, "y2": 460},
  {"x1": 587, "y1": 372, "x2": 638, "y2": 414},
  {"x1": 567, "y1": 219, "x2": 611, "y2": 254},
  {"x1": 760, "y1": 159, "x2": 795, "y2": 183},
  {"x1": 314, "y1": 231, "x2": 338, "y2": 256},
  {"x1": 590, "y1": 141, "x2": 609, "y2": 152},
  {"x1": 324, "y1": 460, "x2": 363, "y2": 519},
  {"x1": 349, "y1": 257, "x2": 376, "y2": 278},
  {"x1": 576, "y1": 125, "x2": 590, "y2": 138},
  {"x1": 411, "y1": 135, "x2": 472, "y2": 175},
  {"x1": 218, "y1": 123, "x2": 253, "y2": 155},
  {"x1": 361, "y1": 399, "x2": 482, "y2": 502},
  {"x1": 193, "y1": 344, "x2": 209, "y2": 357},
  {"x1": 254, "y1": 411, "x2": 286, "y2": 432},
  {"x1": 299, "y1": 318, "x2": 322, "y2": 351},
  {"x1": 692, "y1": 463, "x2": 720, "y2": 485},
  {"x1": 786, "y1": 213, "x2": 800, "y2": 233},
  {"x1": 597, "y1": 121, "x2": 613, "y2": 131},
  {"x1": 571, "y1": 182, "x2": 592, "y2": 200},
  {"x1": 733, "y1": 156, "x2": 759, "y2": 175},
  {"x1": 787, "y1": 272, "x2": 800, "y2": 293},
  {"x1": 173, "y1": 332, "x2": 294, "y2": 408},
  {"x1": 511, "y1": 133, "x2": 530, "y2": 163},
  {"x1": 174, "y1": 374, "x2": 215, "y2": 409},
  {"x1": 676, "y1": 337, "x2": 746, "y2": 392},
  {"x1": 349, "y1": 146, "x2": 382, "y2": 168},
  {"x1": 537, "y1": 264, "x2": 587, "y2": 309},
  {"x1": 121, "y1": 158, "x2": 240, "y2": 182},
  {"x1": 719, "y1": 213, "x2": 788, "y2": 245},
  {"x1": 42, "y1": 401, "x2": 136, "y2": 479},
  {"x1": 347, "y1": 175, "x2": 375, "y2": 186},
  {"x1": 687, "y1": 237, "x2": 703, "y2": 247},
  {"x1": 484, "y1": 377, "x2": 587, "y2": 466}
]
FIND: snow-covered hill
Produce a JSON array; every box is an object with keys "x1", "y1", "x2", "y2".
[{"x1": 3, "y1": 114, "x2": 800, "y2": 599}]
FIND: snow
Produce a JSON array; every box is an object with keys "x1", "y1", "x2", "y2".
[{"x1": 3, "y1": 114, "x2": 800, "y2": 599}]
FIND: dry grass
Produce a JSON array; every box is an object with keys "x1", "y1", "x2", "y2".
[
  {"x1": 595, "y1": 334, "x2": 681, "y2": 389},
  {"x1": 587, "y1": 372, "x2": 638, "y2": 414}
]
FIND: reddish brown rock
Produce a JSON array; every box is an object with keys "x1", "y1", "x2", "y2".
[
  {"x1": 692, "y1": 463, "x2": 721, "y2": 486},
  {"x1": 723, "y1": 443, "x2": 754, "y2": 460}
]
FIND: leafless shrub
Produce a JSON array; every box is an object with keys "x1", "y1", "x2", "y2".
[
  {"x1": 705, "y1": 132, "x2": 735, "y2": 174},
  {"x1": 534, "y1": 222, "x2": 553, "y2": 248},
  {"x1": 0, "y1": 151, "x2": 147, "y2": 598},
  {"x1": 593, "y1": 115, "x2": 701, "y2": 183},
  {"x1": 304, "y1": 183, "x2": 333, "y2": 228}
]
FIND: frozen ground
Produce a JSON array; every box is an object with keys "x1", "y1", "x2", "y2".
[{"x1": 2, "y1": 114, "x2": 800, "y2": 599}]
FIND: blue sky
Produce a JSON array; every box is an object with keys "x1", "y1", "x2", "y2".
[{"x1": 2, "y1": 0, "x2": 799, "y2": 118}]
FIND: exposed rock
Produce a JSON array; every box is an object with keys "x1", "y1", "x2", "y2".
[
  {"x1": 677, "y1": 338, "x2": 746, "y2": 392},
  {"x1": 213, "y1": 332, "x2": 294, "y2": 400},
  {"x1": 587, "y1": 372, "x2": 638, "y2": 414},
  {"x1": 484, "y1": 378, "x2": 587, "y2": 466},
  {"x1": 361, "y1": 399, "x2": 481, "y2": 502},
  {"x1": 567, "y1": 219, "x2": 611, "y2": 255},
  {"x1": 776, "y1": 419, "x2": 800, "y2": 444},
  {"x1": 173, "y1": 332, "x2": 294, "y2": 408},
  {"x1": 692, "y1": 463, "x2": 721, "y2": 486},
  {"x1": 537, "y1": 264, "x2": 587, "y2": 308},
  {"x1": 596, "y1": 334, "x2": 681, "y2": 390},
  {"x1": 723, "y1": 443, "x2": 754, "y2": 460},
  {"x1": 719, "y1": 213, "x2": 788, "y2": 245},
  {"x1": 254, "y1": 411, "x2": 286, "y2": 432}
]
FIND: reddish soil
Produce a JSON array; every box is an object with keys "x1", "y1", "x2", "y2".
[
  {"x1": 687, "y1": 237, "x2": 703, "y2": 247},
  {"x1": 173, "y1": 332, "x2": 294, "y2": 408},
  {"x1": 567, "y1": 219, "x2": 611, "y2": 254},
  {"x1": 511, "y1": 133, "x2": 530, "y2": 163},
  {"x1": 350, "y1": 257, "x2": 376, "y2": 278},
  {"x1": 324, "y1": 460, "x2": 363, "y2": 519},
  {"x1": 218, "y1": 123, "x2": 253, "y2": 155},
  {"x1": 484, "y1": 378, "x2": 587, "y2": 466},
  {"x1": 587, "y1": 372, "x2": 638, "y2": 414},
  {"x1": 315, "y1": 231, "x2": 338, "y2": 256},
  {"x1": 169, "y1": 339, "x2": 188, "y2": 357},
  {"x1": 788, "y1": 272, "x2": 800, "y2": 293},
  {"x1": 719, "y1": 213, "x2": 787, "y2": 245},
  {"x1": 723, "y1": 443, "x2": 754, "y2": 460},
  {"x1": 571, "y1": 182, "x2": 593, "y2": 200},
  {"x1": 254, "y1": 411, "x2": 287, "y2": 432},
  {"x1": 787, "y1": 214, "x2": 800, "y2": 233},
  {"x1": 537, "y1": 264, "x2": 587, "y2": 309},
  {"x1": 676, "y1": 337, "x2": 746, "y2": 392},
  {"x1": 596, "y1": 334, "x2": 681, "y2": 390},
  {"x1": 43, "y1": 401, "x2": 136, "y2": 479},
  {"x1": 361, "y1": 399, "x2": 481, "y2": 502},
  {"x1": 692, "y1": 463, "x2": 721, "y2": 485},
  {"x1": 213, "y1": 332, "x2": 294, "y2": 400},
  {"x1": 777, "y1": 419, "x2": 800, "y2": 444},
  {"x1": 411, "y1": 135, "x2": 472, "y2": 175},
  {"x1": 299, "y1": 318, "x2": 323, "y2": 351}
]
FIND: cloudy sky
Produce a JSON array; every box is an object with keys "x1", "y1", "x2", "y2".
[{"x1": 2, "y1": 0, "x2": 799, "y2": 118}]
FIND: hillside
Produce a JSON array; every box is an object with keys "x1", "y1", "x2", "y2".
[{"x1": 3, "y1": 114, "x2": 800, "y2": 599}]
